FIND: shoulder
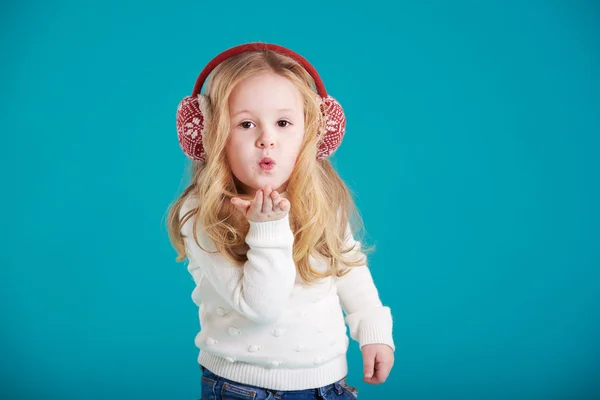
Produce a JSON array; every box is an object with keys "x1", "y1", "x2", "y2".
[
  {"x1": 178, "y1": 194, "x2": 200, "y2": 235},
  {"x1": 179, "y1": 194, "x2": 200, "y2": 221},
  {"x1": 179, "y1": 195, "x2": 218, "y2": 252}
]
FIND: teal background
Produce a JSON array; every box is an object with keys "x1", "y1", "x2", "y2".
[{"x1": 1, "y1": 0, "x2": 599, "y2": 398}]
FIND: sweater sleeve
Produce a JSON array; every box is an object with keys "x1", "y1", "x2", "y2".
[
  {"x1": 334, "y1": 223, "x2": 395, "y2": 351},
  {"x1": 180, "y1": 196, "x2": 297, "y2": 324}
]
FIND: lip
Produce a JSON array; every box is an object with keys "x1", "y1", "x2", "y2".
[
  {"x1": 259, "y1": 157, "x2": 275, "y2": 171},
  {"x1": 260, "y1": 157, "x2": 275, "y2": 165}
]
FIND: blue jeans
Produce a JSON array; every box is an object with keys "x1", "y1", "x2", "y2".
[{"x1": 200, "y1": 366, "x2": 359, "y2": 399}]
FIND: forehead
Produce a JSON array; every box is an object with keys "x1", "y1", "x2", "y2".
[{"x1": 229, "y1": 72, "x2": 303, "y2": 111}]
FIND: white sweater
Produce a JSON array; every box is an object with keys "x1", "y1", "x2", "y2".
[{"x1": 180, "y1": 195, "x2": 394, "y2": 391}]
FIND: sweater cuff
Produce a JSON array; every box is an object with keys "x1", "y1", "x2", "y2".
[
  {"x1": 358, "y1": 322, "x2": 395, "y2": 351},
  {"x1": 351, "y1": 307, "x2": 395, "y2": 351},
  {"x1": 246, "y1": 214, "x2": 294, "y2": 247}
]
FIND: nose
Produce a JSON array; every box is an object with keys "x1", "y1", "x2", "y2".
[{"x1": 256, "y1": 129, "x2": 276, "y2": 149}]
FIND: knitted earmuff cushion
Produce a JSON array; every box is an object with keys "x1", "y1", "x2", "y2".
[
  {"x1": 317, "y1": 96, "x2": 346, "y2": 160},
  {"x1": 176, "y1": 94, "x2": 211, "y2": 162}
]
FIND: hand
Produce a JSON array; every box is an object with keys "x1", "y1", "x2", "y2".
[
  {"x1": 231, "y1": 185, "x2": 290, "y2": 223},
  {"x1": 361, "y1": 344, "x2": 394, "y2": 384}
]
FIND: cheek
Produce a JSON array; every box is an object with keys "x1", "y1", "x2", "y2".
[
  {"x1": 226, "y1": 134, "x2": 249, "y2": 156},
  {"x1": 225, "y1": 139, "x2": 241, "y2": 168},
  {"x1": 289, "y1": 128, "x2": 305, "y2": 156},
  {"x1": 225, "y1": 136, "x2": 255, "y2": 174},
  {"x1": 282, "y1": 146, "x2": 302, "y2": 171}
]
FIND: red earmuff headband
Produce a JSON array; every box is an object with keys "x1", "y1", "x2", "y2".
[{"x1": 176, "y1": 42, "x2": 346, "y2": 163}]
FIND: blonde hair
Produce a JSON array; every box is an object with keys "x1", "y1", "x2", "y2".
[{"x1": 166, "y1": 48, "x2": 374, "y2": 284}]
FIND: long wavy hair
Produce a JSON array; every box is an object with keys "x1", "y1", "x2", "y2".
[{"x1": 166, "y1": 49, "x2": 374, "y2": 284}]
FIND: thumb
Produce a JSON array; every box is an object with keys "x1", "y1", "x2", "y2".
[
  {"x1": 231, "y1": 198, "x2": 250, "y2": 215},
  {"x1": 363, "y1": 354, "x2": 375, "y2": 379}
]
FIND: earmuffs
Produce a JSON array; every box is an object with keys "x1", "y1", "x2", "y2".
[{"x1": 175, "y1": 42, "x2": 346, "y2": 163}]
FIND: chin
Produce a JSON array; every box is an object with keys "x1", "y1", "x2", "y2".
[
  {"x1": 236, "y1": 180, "x2": 276, "y2": 194},
  {"x1": 235, "y1": 172, "x2": 289, "y2": 192}
]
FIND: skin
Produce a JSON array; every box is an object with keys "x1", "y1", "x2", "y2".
[
  {"x1": 227, "y1": 72, "x2": 395, "y2": 385},
  {"x1": 231, "y1": 185, "x2": 290, "y2": 223},
  {"x1": 361, "y1": 344, "x2": 395, "y2": 384},
  {"x1": 227, "y1": 71, "x2": 304, "y2": 222}
]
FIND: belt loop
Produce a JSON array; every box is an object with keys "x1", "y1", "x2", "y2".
[
  {"x1": 333, "y1": 380, "x2": 343, "y2": 395},
  {"x1": 317, "y1": 385, "x2": 326, "y2": 397},
  {"x1": 318, "y1": 383, "x2": 336, "y2": 397}
]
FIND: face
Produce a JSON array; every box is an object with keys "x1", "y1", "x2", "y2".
[{"x1": 226, "y1": 72, "x2": 305, "y2": 196}]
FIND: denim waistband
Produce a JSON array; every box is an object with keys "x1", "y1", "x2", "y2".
[{"x1": 200, "y1": 364, "x2": 350, "y2": 397}]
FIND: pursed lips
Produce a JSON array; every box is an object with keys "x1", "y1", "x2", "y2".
[{"x1": 259, "y1": 157, "x2": 275, "y2": 165}]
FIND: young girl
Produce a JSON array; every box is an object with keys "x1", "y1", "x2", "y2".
[{"x1": 167, "y1": 42, "x2": 395, "y2": 399}]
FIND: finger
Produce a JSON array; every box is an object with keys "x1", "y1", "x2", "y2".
[
  {"x1": 279, "y1": 199, "x2": 290, "y2": 212},
  {"x1": 231, "y1": 199, "x2": 250, "y2": 216},
  {"x1": 231, "y1": 197, "x2": 251, "y2": 207},
  {"x1": 250, "y1": 190, "x2": 263, "y2": 215},
  {"x1": 364, "y1": 376, "x2": 383, "y2": 385},
  {"x1": 363, "y1": 353, "x2": 376, "y2": 381},
  {"x1": 231, "y1": 197, "x2": 251, "y2": 213},
  {"x1": 372, "y1": 361, "x2": 391, "y2": 383},
  {"x1": 365, "y1": 352, "x2": 393, "y2": 385},
  {"x1": 262, "y1": 185, "x2": 273, "y2": 213},
  {"x1": 271, "y1": 191, "x2": 281, "y2": 210}
]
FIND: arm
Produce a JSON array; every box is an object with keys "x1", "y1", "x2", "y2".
[
  {"x1": 334, "y1": 223, "x2": 395, "y2": 351},
  {"x1": 180, "y1": 196, "x2": 296, "y2": 324}
]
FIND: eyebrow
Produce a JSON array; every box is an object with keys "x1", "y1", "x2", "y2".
[{"x1": 232, "y1": 108, "x2": 295, "y2": 117}]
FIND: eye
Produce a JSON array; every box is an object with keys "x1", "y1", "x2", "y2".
[
  {"x1": 278, "y1": 120, "x2": 291, "y2": 128},
  {"x1": 240, "y1": 121, "x2": 255, "y2": 129}
]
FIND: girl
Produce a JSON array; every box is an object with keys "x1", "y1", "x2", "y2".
[{"x1": 167, "y1": 42, "x2": 395, "y2": 399}]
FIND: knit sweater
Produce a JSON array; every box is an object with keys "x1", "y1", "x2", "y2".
[{"x1": 180, "y1": 195, "x2": 394, "y2": 391}]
